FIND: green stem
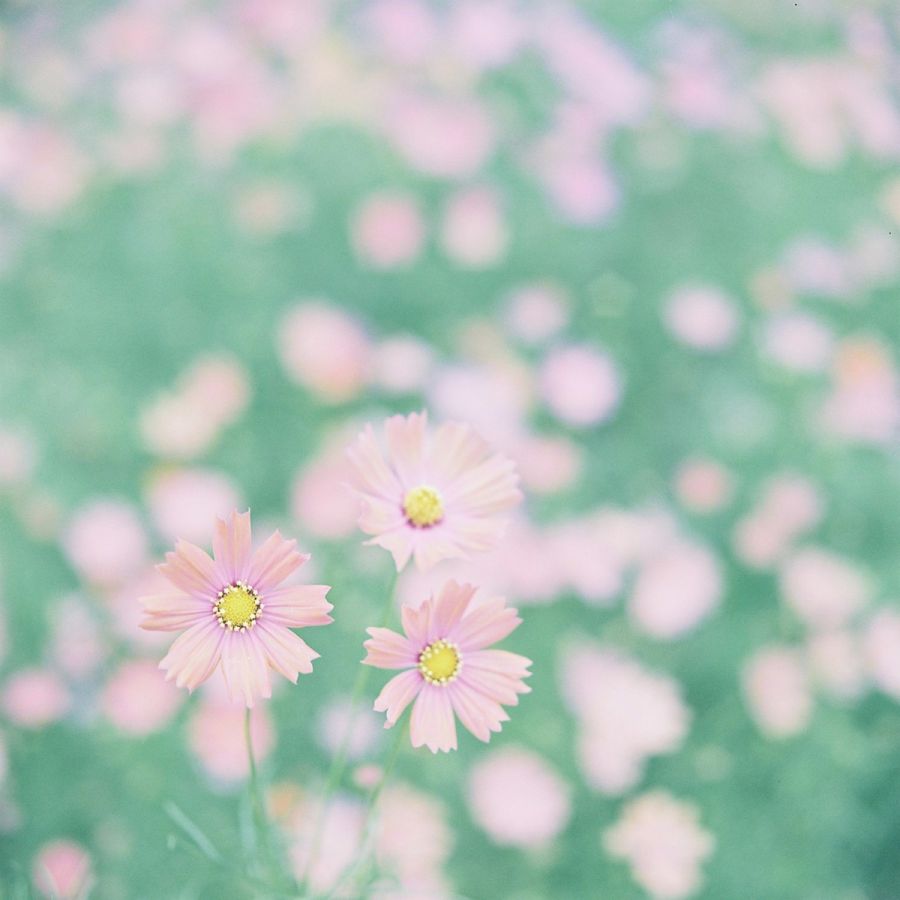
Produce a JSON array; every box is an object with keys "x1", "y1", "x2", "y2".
[
  {"x1": 300, "y1": 566, "x2": 399, "y2": 895},
  {"x1": 244, "y1": 707, "x2": 291, "y2": 892},
  {"x1": 324, "y1": 722, "x2": 407, "y2": 900}
]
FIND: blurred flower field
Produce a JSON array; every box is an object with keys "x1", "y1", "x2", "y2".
[{"x1": 1, "y1": 0, "x2": 900, "y2": 898}]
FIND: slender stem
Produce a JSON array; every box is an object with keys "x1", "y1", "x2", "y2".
[
  {"x1": 244, "y1": 709, "x2": 268, "y2": 871},
  {"x1": 244, "y1": 707, "x2": 292, "y2": 892},
  {"x1": 325, "y1": 722, "x2": 407, "y2": 900},
  {"x1": 300, "y1": 565, "x2": 399, "y2": 894}
]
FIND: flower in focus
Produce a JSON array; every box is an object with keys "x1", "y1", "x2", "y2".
[
  {"x1": 363, "y1": 580, "x2": 531, "y2": 753},
  {"x1": 141, "y1": 510, "x2": 332, "y2": 707},
  {"x1": 346, "y1": 411, "x2": 521, "y2": 571}
]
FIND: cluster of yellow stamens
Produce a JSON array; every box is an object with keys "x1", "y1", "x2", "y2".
[
  {"x1": 403, "y1": 485, "x2": 444, "y2": 528},
  {"x1": 418, "y1": 639, "x2": 462, "y2": 685},
  {"x1": 214, "y1": 581, "x2": 263, "y2": 631}
]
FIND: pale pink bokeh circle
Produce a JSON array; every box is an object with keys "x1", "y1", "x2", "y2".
[
  {"x1": 350, "y1": 191, "x2": 425, "y2": 269},
  {"x1": 467, "y1": 746, "x2": 572, "y2": 848},
  {"x1": 3, "y1": 668, "x2": 70, "y2": 729},
  {"x1": 101, "y1": 659, "x2": 182, "y2": 736},
  {"x1": 539, "y1": 344, "x2": 622, "y2": 427},
  {"x1": 32, "y1": 839, "x2": 92, "y2": 899},
  {"x1": 663, "y1": 285, "x2": 740, "y2": 351}
]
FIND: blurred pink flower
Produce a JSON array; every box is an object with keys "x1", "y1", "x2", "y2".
[
  {"x1": 351, "y1": 191, "x2": 425, "y2": 269},
  {"x1": 779, "y1": 547, "x2": 871, "y2": 630},
  {"x1": 371, "y1": 335, "x2": 435, "y2": 394},
  {"x1": 560, "y1": 642, "x2": 690, "y2": 794},
  {"x1": 2, "y1": 668, "x2": 70, "y2": 729},
  {"x1": 377, "y1": 782, "x2": 453, "y2": 889},
  {"x1": 467, "y1": 746, "x2": 571, "y2": 848},
  {"x1": 385, "y1": 92, "x2": 496, "y2": 179},
  {"x1": 663, "y1": 285, "x2": 740, "y2": 351},
  {"x1": 188, "y1": 698, "x2": 274, "y2": 783},
  {"x1": 146, "y1": 467, "x2": 242, "y2": 544},
  {"x1": 364, "y1": 580, "x2": 531, "y2": 752},
  {"x1": 429, "y1": 362, "x2": 530, "y2": 446},
  {"x1": 629, "y1": 541, "x2": 723, "y2": 639},
  {"x1": 536, "y1": 10, "x2": 650, "y2": 127},
  {"x1": 32, "y1": 840, "x2": 93, "y2": 900},
  {"x1": 549, "y1": 159, "x2": 621, "y2": 225},
  {"x1": 761, "y1": 311, "x2": 835, "y2": 373},
  {"x1": 0, "y1": 426, "x2": 37, "y2": 486},
  {"x1": 291, "y1": 452, "x2": 360, "y2": 540},
  {"x1": 316, "y1": 696, "x2": 381, "y2": 761},
  {"x1": 102, "y1": 659, "x2": 183, "y2": 735},
  {"x1": 364, "y1": 0, "x2": 437, "y2": 66},
  {"x1": 674, "y1": 459, "x2": 734, "y2": 514},
  {"x1": 289, "y1": 795, "x2": 363, "y2": 894},
  {"x1": 548, "y1": 519, "x2": 623, "y2": 605},
  {"x1": 62, "y1": 499, "x2": 148, "y2": 586},
  {"x1": 49, "y1": 596, "x2": 106, "y2": 678},
  {"x1": 139, "y1": 355, "x2": 250, "y2": 459},
  {"x1": 514, "y1": 434, "x2": 583, "y2": 496},
  {"x1": 539, "y1": 344, "x2": 622, "y2": 427},
  {"x1": 742, "y1": 645, "x2": 811, "y2": 738},
  {"x1": 731, "y1": 473, "x2": 824, "y2": 570},
  {"x1": 863, "y1": 609, "x2": 900, "y2": 700},
  {"x1": 820, "y1": 335, "x2": 900, "y2": 445},
  {"x1": 142, "y1": 510, "x2": 332, "y2": 707},
  {"x1": 603, "y1": 791, "x2": 714, "y2": 900},
  {"x1": 440, "y1": 186, "x2": 508, "y2": 268},
  {"x1": 782, "y1": 236, "x2": 851, "y2": 298},
  {"x1": 806, "y1": 630, "x2": 866, "y2": 701},
  {"x1": 347, "y1": 411, "x2": 521, "y2": 571},
  {"x1": 503, "y1": 282, "x2": 570, "y2": 345},
  {"x1": 277, "y1": 301, "x2": 371, "y2": 403},
  {"x1": 448, "y1": 1, "x2": 524, "y2": 70}
]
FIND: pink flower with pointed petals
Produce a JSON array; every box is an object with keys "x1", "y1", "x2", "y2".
[
  {"x1": 363, "y1": 581, "x2": 532, "y2": 753},
  {"x1": 141, "y1": 510, "x2": 332, "y2": 707},
  {"x1": 346, "y1": 411, "x2": 521, "y2": 572}
]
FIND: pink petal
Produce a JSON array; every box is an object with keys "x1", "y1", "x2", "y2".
[
  {"x1": 429, "y1": 580, "x2": 476, "y2": 639},
  {"x1": 220, "y1": 631, "x2": 272, "y2": 708},
  {"x1": 410, "y1": 685, "x2": 457, "y2": 753},
  {"x1": 449, "y1": 597, "x2": 522, "y2": 650},
  {"x1": 428, "y1": 422, "x2": 491, "y2": 484},
  {"x1": 448, "y1": 679, "x2": 510, "y2": 742},
  {"x1": 160, "y1": 620, "x2": 225, "y2": 691},
  {"x1": 346, "y1": 424, "x2": 403, "y2": 499},
  {"x1": 247, "y1": 531, "x2": 309, "y2": 593},
  {"x1": 401, "y1": 602, "x2": 430, "y2": 649},
  {"x1": 373, "y1": 669, "x2": 422, "y2": 726},
  {"x1": 140, "y1": 591, "x2": 210, "y2": 631},
  {"x1": 384, "y1": 411, "x2": 427, "y2": 487},
  {"x1": 444, "y1": 453, "x2": 521, "y2": 515},
  {"x1": 261, "y1": 585, "x2": 333, "y2": 628},
  {"x1": 364, "y1": 627, "x2": 418, "y2": 669},
  {"x1": 357, "y1": 494, "x2": 407, "y2": 537},
  {"x1": 461, "y1": 650, "x2": 532, "y2": 706},
  {"x1": 254, "y1": 621, "x2": 318, "y2": 682},
  {"x1": 158, "y1": 540, "x2": 220, "y2": 599},
  {"x1": 365, "y1": 528, "x2": 414, "y2": 572},
  {"x1": 212, "y1": 509, "x2": 252, "y2": 585}
]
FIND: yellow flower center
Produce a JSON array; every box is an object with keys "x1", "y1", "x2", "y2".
[
  {"x1": 215, "y1": 582, "x2": 262, "y2": 631},
  {"x1": 403, "y1": 485, "x2": 444, "y2": 528},
  {"x1": 418, "y1": 639, "x2": 461, "y2": 685}
]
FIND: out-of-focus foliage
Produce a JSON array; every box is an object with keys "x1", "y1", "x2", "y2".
[{"x1": 1, "y1": 1, "x2": 899, "y2": 898}]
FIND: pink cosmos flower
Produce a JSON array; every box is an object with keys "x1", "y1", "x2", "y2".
[
  {"x1": 141, "y1": 510, "x2": 332, "y2": 707},
  {"x1": 346, "y1": 411, "x2": 521, "y2": 571},
  {"x1": 363, "y1": 580, "x2": 532, "y2": 753}
]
